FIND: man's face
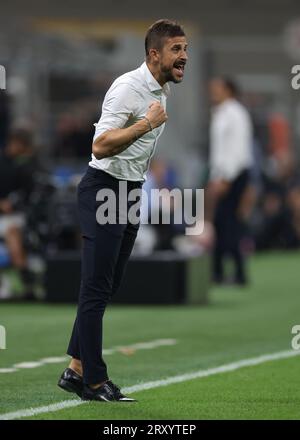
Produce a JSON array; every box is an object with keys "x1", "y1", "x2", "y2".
[{"x1": 157, "y1": 36, "x2": 188, "y2": 83}]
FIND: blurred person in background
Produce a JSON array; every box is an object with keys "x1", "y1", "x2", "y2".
[
  {"x1": 137, "y1": 158, "x2": 180, "y2": 252},
  {"x1": 0, "y1": 91, "x2": 10, "y2": 151},
  {"x1": 284, "y1": 180, "x2": 300, "y2": 248},
  {"x1": 206, "y1": 77, "x2": 254, "y2": 285},
  {"x1": 254, "y1": 179, "x2": 286, "y2": 250},
  {"x1": 0, "y1": 128, "x2": 38, "y2": 298},
  {"x1": 54, "y1": 108, "x2": 95, "y2": 159},
  {"x1": 255, "y1": 177, "x2": 300, "y2": 250},
  {"x1": 267, "y1": 109, "x2": 294, "y2": 182}
]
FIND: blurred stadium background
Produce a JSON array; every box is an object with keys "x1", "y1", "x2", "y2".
[{"x1": 0, "y1": 0, "x2": 300, "y2": 420}]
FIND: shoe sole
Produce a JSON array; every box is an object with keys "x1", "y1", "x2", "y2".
[
  {"x1": 57, "y1": 379, "x2": 83, "y2": 398},
  {"x1": 81, "y1": 395, "x2": 109, "y2": 402},
  {"x1": 81, "y1": 394, "x2": 137, "y2": 402}
]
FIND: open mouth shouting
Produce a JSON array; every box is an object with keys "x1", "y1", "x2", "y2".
[{"x1": 173, "y1": 60, "x2": 186, "y2": 79}]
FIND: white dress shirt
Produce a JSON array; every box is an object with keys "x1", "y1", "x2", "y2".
[
  {"x1": 209, "y1": 98, "x2": 253, "y2": 182},
  {"x1": 90, "y1": 62, "x2": 170, "y2": 182}
]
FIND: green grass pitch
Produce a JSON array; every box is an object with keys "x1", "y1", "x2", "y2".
[{"x1": 0, "y1": 252, "x2": 299, "y2": 420}]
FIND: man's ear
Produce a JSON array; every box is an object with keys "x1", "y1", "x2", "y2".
[{"x1": 149, "y1": 48, "x2": 160, "y2": 63}]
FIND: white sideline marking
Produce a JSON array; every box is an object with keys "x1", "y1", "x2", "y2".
[
  {"x1": 0, "y1": 348, "x2": 299, "y2": 420},
  {"x1": 0, "y1": 339, "x2": 177, "y2": 374},
  {"x1": 0, "y1": 399, "x2": 88, "y2": 420},
  {"x1": 39, "y1": 356, "x2": 69, "y2": 364},
  {"x1": 13, "y1": 362, "x2": 44, "y2": 369}
]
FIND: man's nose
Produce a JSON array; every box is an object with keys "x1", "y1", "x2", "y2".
[{"x1": 181, "y1": 51, "x2": 188, "y2": 61}]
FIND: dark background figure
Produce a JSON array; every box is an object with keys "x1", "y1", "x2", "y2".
[
  {"x1": 255, "y1": 176, "x2": 300, "y2": 250},
  {"x1": 139, "y1": 158, "x2": 180, "y2": 251},
  {"x1": 0, "y1": 91, "x2": 11, "y2": 151},
  {"x1": 0, "y1": 128, "x2": 39, "y2": 298},
  {"x1": 54, "y1": 111, "x2": 95, "y2": 159}
]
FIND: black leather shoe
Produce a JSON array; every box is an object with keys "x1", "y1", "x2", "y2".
[
  {"x1": 57, "y1": 368, "x2": 83, "y2": 398},
  {"x1": 82, "y1": 380, "x2": 136, "y2": 402}
]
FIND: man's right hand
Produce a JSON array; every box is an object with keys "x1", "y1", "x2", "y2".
[
  {"x1": 92, "y1": 101, "x2": 168, "y2": 160},
  {"x1": 145, "y1": 101, "x2": 168, "y2": 129}
]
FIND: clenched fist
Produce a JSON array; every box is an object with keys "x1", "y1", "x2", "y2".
[{"x1": 145, "y1": 101, "x2": 168, "y2": 129}]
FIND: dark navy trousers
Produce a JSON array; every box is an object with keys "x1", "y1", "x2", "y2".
[
  {"x1": 67, "y1": 166, "x2": 142, "y2": 384},
  {"x1": 213, "y1": 169, "x2": 250, "y2": 281}
]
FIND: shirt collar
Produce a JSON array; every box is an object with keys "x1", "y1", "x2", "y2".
[
  {"x1": 218, "y1": 98, "x2": 236, "y2": 109},
  {"x1": 212, "y1": 98, "x2": 236, "y2": 115},
  {"x1": 140, "y1": 61, "x2": 171, "y2": 96}
]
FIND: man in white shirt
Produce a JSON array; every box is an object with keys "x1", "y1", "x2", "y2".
[
  {"x1": 206, "y1": 77, "x2": 253, "y2": 285},
  {"x1": 58, "y1": 19, "x2": 188, "y2": 402}
]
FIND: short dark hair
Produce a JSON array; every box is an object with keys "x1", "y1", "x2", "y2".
[
  {"x1": 221, "y1": 77, "x2": 240, "y2": 98},
  {"x1": 145, "y1": 19, "x2": 185, "y2": 58}
]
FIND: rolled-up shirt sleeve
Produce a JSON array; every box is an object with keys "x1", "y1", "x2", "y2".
[{"x1": 93, "y1": 82, "x2": 140, "y2": 143}]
